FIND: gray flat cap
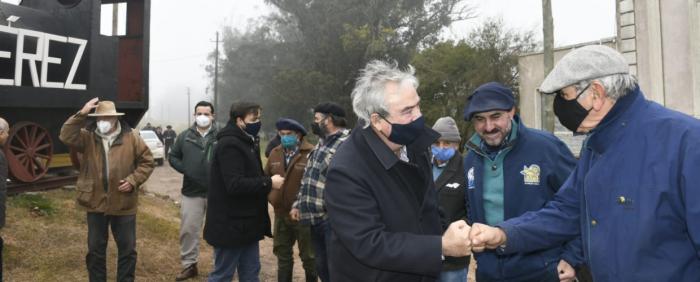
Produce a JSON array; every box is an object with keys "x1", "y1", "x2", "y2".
[{"x1": 539, "y1": 45, "x2": 629, "y2": 94}]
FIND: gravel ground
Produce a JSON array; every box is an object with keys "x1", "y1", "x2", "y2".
[
  {"x1": 141, "y1": 161, "x2": 307, "y2": 281},
  {"x1": 141, "y1": 161, "x2": 476, "y2": 281}
]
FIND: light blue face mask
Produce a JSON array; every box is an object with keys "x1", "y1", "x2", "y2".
[
  {"x1": 431, "y1": 145, "x2": 456, "y2": 162},
  {"x1": 280, "y1": 134, "x2": 299, "y2": 149}
]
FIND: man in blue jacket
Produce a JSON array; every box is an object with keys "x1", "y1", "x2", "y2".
[
  {"x1": 470, "y1": 45, "x2": 700, "y2": 281},
  {"x1": 463, "y1": 82, "x2": 581, "y2": 281}
]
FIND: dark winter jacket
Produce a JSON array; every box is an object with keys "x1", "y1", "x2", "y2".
[
  {"x1": 498, "y1": 87, "x2": 700, "y2": 281},
  {"x1": 325, "y1": 126, "x2": 444, "y2": 282},
  {"x1": 203, "y1": 122, "x2": 272, "y2": 248},
  {"x1": 169, "y1": 125, "x2": 219, "y2": 197},
  {"x1": 434, "y1": 153, "x2": 469, "y2": 271},
  {"x1": 464, "y1": 115, "x2": 581, "y2": 281}
]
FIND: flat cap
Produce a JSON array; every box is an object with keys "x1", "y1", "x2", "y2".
[
  {"x1": 313, "y1": 102, "x2": 346, "y2": 117},
  {"x1": 463, "y1": 82, "x2": 515, "y2": 120},
  {"x1": 539, "y1": 45, "x2": 629, "y2": 94},
  {"x1": 275, "y1": 118, "x2": 307, "y2": 136}
]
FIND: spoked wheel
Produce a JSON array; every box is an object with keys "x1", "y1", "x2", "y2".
[{"x1": 3, "y1": 122, "x2": 53, "y2": 182}]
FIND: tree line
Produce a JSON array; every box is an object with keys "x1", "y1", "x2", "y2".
[{"x1": 207, "y1": 0, "x2": 538, "y2": 141}]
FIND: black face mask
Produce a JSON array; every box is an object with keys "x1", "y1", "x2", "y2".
[
  {"x1": 311, "y1": 116, "x2": 328, "y2": 137},
  {"x1": 553, "y1": 85, "x2": 592, "y2": 133},
  {"x1": 243, "y1": 120, "x2": 262, "y2": 136},
  {"x1": 381, "y1": 115, "x2": 425, "y2": 145}
]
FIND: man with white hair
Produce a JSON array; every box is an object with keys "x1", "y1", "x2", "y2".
[
  {"x1": 324, "y1": 60, "x2": 472, "y2": 281},
  {"x1": 469, "y1": 45, "x2": 700, "y2": 281}
]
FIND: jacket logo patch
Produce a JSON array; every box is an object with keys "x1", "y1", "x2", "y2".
[
  {"x1": 467, "y1": 167, "x2": 475, "y2": 190},
  {"x1": 446, "y1": 183, "x2": 461, "y2": 189},
  {"x1": 520, "y1": 164, "x2": 541, "y2": 185}
]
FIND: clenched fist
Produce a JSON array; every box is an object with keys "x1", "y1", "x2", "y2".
[
  {"x1": 441, "y1": 220, "x2": 472, "y2": 257},
  {"x1": 469, "y1": 223, "x2": 507, "y2": 252}
]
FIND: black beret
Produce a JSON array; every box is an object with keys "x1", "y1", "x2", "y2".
[
  {"x1": 275, "y1": 118, "x2": 307, "y2": 136},
  {"x1": 313, "y1": 102, "x2": 346, "y2": 118}
]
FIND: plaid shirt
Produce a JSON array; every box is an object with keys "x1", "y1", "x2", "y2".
[{"x1": 293, "y1": 129, "x2": 351, "y2": 225}]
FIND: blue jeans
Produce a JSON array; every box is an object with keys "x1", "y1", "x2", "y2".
[
  {"x1": 208, "y1": 242, "x2": 260, "y2": 282},
  {"x1": 439, "y1": 268, "x2": 467, "y2": 282},
  {"x1": 310, "y1": 219, "x2": 331, "y2": 282}
]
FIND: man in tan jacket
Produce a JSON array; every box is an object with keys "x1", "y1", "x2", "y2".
[
  {"x1": 60, "y1": 98, "x2": 154, "y2": 282},
  {"x1": 265, "y1": 118, "x2": 317, "y2": 282}
]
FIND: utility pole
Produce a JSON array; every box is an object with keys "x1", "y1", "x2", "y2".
[
  {"x1": 187, "y1": 87, "x2": 191, "y2": 126},
  {"x1": 214, "y1": 32, "x2": 219, "y2": 115},
  {"x1": 542, "y1": 0, "x2": 555, "y2": 132}
]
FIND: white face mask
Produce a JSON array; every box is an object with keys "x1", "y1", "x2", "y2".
[
  {"x1": 195, "y1": 115, "x2": 211, "y2": 128},
  {"x1": 97, "y1": 120, "x2": 112, "y2": 134}
]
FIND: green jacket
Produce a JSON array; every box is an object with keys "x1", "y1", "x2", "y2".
[{"x1": 169, "y1": 124, "x2": 219, "y2": 197}]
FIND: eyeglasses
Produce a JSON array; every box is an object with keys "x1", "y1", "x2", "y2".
[{"x1": 555, "y1": 83, "x2": 591, "y2": 101}]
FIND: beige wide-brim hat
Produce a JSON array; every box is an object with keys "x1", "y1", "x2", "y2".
[{"x1": 87, "y1": 101, "x2": 125, "y2": 116}]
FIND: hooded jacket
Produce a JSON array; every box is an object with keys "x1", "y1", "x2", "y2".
[{"x1": 203, "y1": 121, "x2": 272, "y2": 248}]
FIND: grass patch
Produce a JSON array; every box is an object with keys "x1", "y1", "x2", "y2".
[
  {"x1": 3, "y1": 189, "x2": 214, "y2": 281},
  {"x1": 10, "y1": 193, "x2": 56, "y2": 216}
]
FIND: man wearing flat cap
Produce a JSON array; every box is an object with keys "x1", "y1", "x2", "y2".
[
  {"x1": 461, "y1": 82, "x2": 580, "y2": 282},
  {"x1": 290, "y1": 102, "x2": 350, "y2": 282},
  {"x1": 60, "y1": 98, "x2": 155, "y2": 281},
  {"x1": 265, "y1": 118, "x2": 317, "y2": 282},
  {"x1": 470, "y1": 45, "x2": 700, "y2": 281}
]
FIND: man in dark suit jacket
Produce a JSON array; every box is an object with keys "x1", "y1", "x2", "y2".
[
  {"x1": 325, "y1": 60, "x2": 472, "y2": 282},
  {"x1": 204, "y1": 102, "x2": 285, "y2": 282}
]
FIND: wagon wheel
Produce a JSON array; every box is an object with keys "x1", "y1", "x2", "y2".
[{"x1": 3, "y1": 122, "x2": 53, "y2": 182}]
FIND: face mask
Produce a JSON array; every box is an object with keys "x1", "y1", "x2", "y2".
[
  {"x1": 280, "y1": 134, "x2": 298, "y2": 149},
  {"x1": 244, "y1": 120, "x2": 262, "y2": 136},
  {"x1": 381, "y1": 115, "x2": 425, "y2": 145},
  {"x1": 311, "y1": 116, "x2": 328, "y2": 137},
  {"x1": 431, "y1": 145, "x2": 456, "y2": 162},
  {"x1": 553, "y1": 86, "x2": 592, "y2": 133},
  {"x1": 195, "y1": 115, "x2": 211, "y2": 127},
  {"x1": 96, "y1": 120, "x2": 112, "y2": 134}
]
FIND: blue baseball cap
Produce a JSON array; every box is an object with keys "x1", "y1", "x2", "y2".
[{"x1": 463, "y1": 82, "x2": 515, "y2": 120}]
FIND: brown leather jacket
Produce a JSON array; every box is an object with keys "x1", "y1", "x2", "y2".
[
  {"x1": 60, "y1": 113, "x2": 154, "y2": 215},
  {"x1": 265, "y1": 140, "x2": 314, "y2": 216}
]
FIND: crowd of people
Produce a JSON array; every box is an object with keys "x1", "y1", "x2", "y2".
[{"x1": 0, "y1": 44, "x2": 696, "y2": 282}]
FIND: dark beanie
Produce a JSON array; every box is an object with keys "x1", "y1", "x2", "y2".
[{"x1": 314, "y1": 102, "x2": 346, "y2": 117}]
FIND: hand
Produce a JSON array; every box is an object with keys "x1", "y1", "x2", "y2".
[
  {"x1": 469, "y1": 223, "x2": 507, "y2": 252},
  {"x1": 290, "y1": 208, "x2": 300, "y2": 221},
  {"x1": 271, "y1": 174, "x2": 285, "y2": 190},
  {"x1": 80, "y1": 97, "x2": 100, "y2": 115},
  {"x1": 557, "y1": 259, "x2": 576, "y2": 282},
  {"x1": 118, "y1": 180, "x2": 134, "y2": 192},
  {"x1": 441, "y1": 220, "x2": 472, "y2": 257}
]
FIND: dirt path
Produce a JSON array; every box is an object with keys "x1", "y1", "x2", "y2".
[{"x1": 141, "y1": 162, "x2": 308, "y2": 281}]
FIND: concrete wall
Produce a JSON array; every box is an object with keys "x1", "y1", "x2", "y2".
[
  {"x1": 517, "y1": 0, "x2": 700, "y2": 153},
  {"x1": 518, "y1": 40, "x2": 617, "y2": 130}
]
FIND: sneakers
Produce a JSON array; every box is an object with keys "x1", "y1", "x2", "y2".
[{"x1": 175, "y1": 264, "x2": 198, "y2": 281}]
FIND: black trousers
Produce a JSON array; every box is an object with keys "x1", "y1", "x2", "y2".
[{"x1": 86, "y1": 213, "x2": 137, "y2": 282}]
